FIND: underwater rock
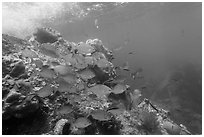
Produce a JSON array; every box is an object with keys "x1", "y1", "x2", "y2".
[
  {"x1": 91, "y1": 65, "x2": 116, "y2": 83},
  {"x1": 107, "y1": 84, "x2": 132, "y2": 110},
  {"x1": 130, "y1": 89, "x2": 142, "y2": 108},
  {"x1": 5, "y1": 88, "x2": 22, "y2": 104},
  {"x1": 92, "y1": 52, "x2": 106, "y2": 60},
  {"x1": 2, "y1": 34, "x2": 27, "y2": 53},
  {"x1": 76, "y1": 42, "x2": 95, "y2": 55},
  {"x1": 54, "y1": 119, "x2": 71, "y2": 135},
  {"x1": 86, "y1": 39, "x2": 113, "y2": 61},
  {"x1": 62, "y1": 54, "x2": 76, "y2": 66},
  {"x1": 96, "y1": 58, "x2": 112, "y2": 68},
  {"x1": 108, "y1": 92, "x2": 132, "y2": 110},
  {"x1": 3, "y1": 93, "x2": 42, "y2": 119},
  {"x1": 84, "y1": 56, "x2": 95, "y2": 66},
  {"x1": 2, "y1": 57, "x2": 14, "y2": 77},
  {"x1": 89, "y1": 109, "x2": 121, "y2": 135},
  {"x1": 72, "y1": 54, "x2": 88, "y2": 70},
  {"x1": 34, "y1": 27, "x2": 61, "y2": 44},
  {"x1": 139, "y1": 110, "x2": 160, "y2": 134}
]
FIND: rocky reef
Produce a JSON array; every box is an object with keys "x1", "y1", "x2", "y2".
[{"x1": 2, "y1": 28, "x2": 191, "y2": 135}]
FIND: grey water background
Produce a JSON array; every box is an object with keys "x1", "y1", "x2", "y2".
[{"x1": 2, "y1": 2, "x2": 202, "y2": 134}]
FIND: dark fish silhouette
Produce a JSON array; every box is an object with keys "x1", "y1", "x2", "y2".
[
  {"x1": 181, "y1": 29, "x2": 184, "y2": 36},
  {"x1": 115, "y1": 66, "x2": 121, "y2": 70},
  {"x1": 115, "y1": 62, "x2": 130, "y2": 71},
  {"x1": 95, "y1": 19, "x2": 99, "y2": 29},
  {"x1": 136, "y1": 67, "x2": 143, "y2": 73},
  {"x1": 131, "y1": 68, "x2": 144, "y2": 80},
  {"x1": 103, "y1": 75, "x2": 126, "y2": 84},
  {"x1": 112, "y1": 46, "x2": 123, "y2": 52},
  {"x1": 140, "y1": 85, "x2": 147, "y2": 89},
  {"x1": 128, "y1": 51, "x2": 135, "y2": 55},
  {"x1": 122, "y1": 62, "x2": 130, "y2": 71}
]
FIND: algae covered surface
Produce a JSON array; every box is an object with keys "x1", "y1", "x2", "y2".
[{"x1": 2, "y1": 28, "x2": 192, "y2": 135}]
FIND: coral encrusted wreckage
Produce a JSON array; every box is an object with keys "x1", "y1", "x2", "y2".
[{"x1": 2, "y1": 28, "x2": 191, "y2": 135}]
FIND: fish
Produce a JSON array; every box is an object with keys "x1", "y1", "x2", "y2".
[
  {"x1": 130, "y1": 67, "x2": 143, "y2": 79},
  {"x1": 136, "y1": 67, "x2": 143, "y2": 73},
  {"x1": 122, "y1": 62, "x2": 130, "y2": 71},
  {"x1": 124, "y1": 39, "x2": 129, "y2": 46},
  {"x1": 130, "y1": 72, "x2": 136, "y2": 79},
  {"x1": 112, "y1": 46, "x2": 123, "y2": 52},
  {"x1": 140, "y1": 85, "x2": 147, "y2": 89},
  {"x1": 181, "y1": 29, "x2": 184, "y2": 36},
  {"x1": 103, "y1": 75, "x2": 126, "y2": 84},
  {"x1": 137, "y1": 75, "x2": 144, "y2": 79},
  {"x1": 130, "y1": 89, "x2": 142, "y2": 108},
  {"x1": 115, "y1": 62, "x2": 130, "y2": 71},
  {"x1": 115, "y1": 66, "x2": 121, "y2": 70},
  {"x1": 133, "y1": 89, "x2": 142, "y2": 97},
  {"x1": 128, "y1": 51, "x2": 134, "y2": 54},
  {"x1": 95, "y1": 19, "x2": 99, "y2": 29},
  {"x1": 39, "y1": 44, "x2": 59, "y2": 58}
]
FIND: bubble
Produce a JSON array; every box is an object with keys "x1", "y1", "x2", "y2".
[{"x1": 2, "y1": 2, "x2": 83, "y2": 38}]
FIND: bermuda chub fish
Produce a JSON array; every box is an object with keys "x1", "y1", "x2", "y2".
[
  {"x1": 128, "y1": 51, "x2": 135, "y2": 55},
  {"x1": 131, "y1": 68, "x2": 144, "y2": 80},
  {"x1": 115, "y1": 62, "x2": 130, "y2": 71}
]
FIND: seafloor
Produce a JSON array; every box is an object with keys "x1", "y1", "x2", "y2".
[{"x1": 2, "y1": 27, "x2": 191, "y2": 135}]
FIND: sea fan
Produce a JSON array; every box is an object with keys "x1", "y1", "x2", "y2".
[{"x1": 139, "y1": 110, "x2": 160, "y2": 134}]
